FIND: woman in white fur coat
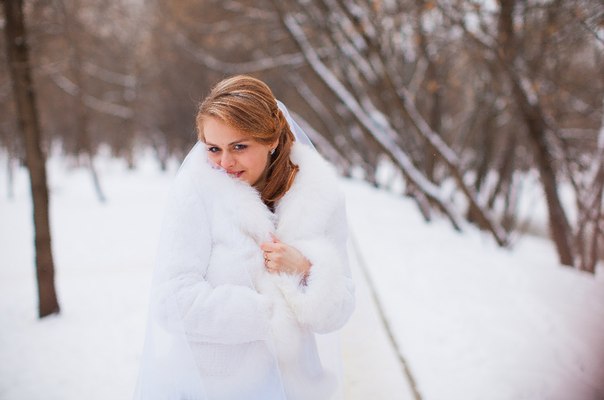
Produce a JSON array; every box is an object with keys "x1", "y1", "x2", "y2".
[{"x1": 134, "y1": 75, "x2": 355, "y2": 400}]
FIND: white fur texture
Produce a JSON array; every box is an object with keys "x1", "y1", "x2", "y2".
[{"x1": 147, "y1": 141, "x2": 355, "y2": 400}]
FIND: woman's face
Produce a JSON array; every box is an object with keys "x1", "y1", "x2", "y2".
[{"x1": 203, "y1": 117, "x2": 276, "y2": 187}]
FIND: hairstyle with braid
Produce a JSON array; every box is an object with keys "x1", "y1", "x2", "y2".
[{"x1": 196, "y1": 75, "x2": 299, "y2": 211}]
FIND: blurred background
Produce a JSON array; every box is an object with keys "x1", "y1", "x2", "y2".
[{"x1": 1, "y1": 0, "x2": 604, "y2": 399}]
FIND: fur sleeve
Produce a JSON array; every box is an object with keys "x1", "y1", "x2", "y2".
[
  {"x1": 273, "y1": 202, "x2": 355, "y2": 334},
  {"x1": 152, "y1": 173, "x2": 272, "y2": 344}
]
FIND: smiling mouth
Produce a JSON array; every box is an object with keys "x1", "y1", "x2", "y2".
[{"x1": 227, "y1": 171, "x2": 244, "y2": 178}]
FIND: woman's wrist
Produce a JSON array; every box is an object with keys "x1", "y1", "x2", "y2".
[{"x1": 298, "y1": 258, "x2": 311, "y2": 285}]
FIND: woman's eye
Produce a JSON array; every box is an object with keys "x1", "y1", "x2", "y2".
[
  {"x1": 207, "y1": 147, "x2": 220, "y2": 153},
  {"x1": 233, "y1": 144, "x2": 247, "y2": 151}
]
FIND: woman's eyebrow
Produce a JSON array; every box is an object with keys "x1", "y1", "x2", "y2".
[{"x1": 205, "y1": 139, "x2": 251, "y2": 147}]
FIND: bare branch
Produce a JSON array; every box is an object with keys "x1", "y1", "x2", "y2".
[
  {"x1": 83, "y1": 62, "x2": 136, "y2": 88},
  {"x1": 282, "y1": 11, "x2": 464, "y2": 230},
  {"x1": 173, "y1": 31, "x2": 310, "y2": 73},
  {"x1": 50, "y1": 74, "x2": 133, "y2": 119}
]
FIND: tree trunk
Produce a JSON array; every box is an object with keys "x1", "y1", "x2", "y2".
[
  {"x1": 523, "y1": 110, "x2": 575, "y2": 266},
  {"x1": 497, "y1": 0, "x2": 575, "y2": 266},
  {"x1": 3, "y1": 0, "x2": 60, "y2": 317}
]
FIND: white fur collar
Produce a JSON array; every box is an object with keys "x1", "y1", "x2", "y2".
[
  {"x1": 190, "y1": 140, "x2": 341, "y2": 242},
  {"x1": 274, "y1": 142, "x2": 342, "y2": 240}
]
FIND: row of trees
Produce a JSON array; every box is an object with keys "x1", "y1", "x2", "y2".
[
  {"x1": 1, "y1": 0, "x2": 603, "y2": 317},
  {"x1": 270, "y1": 0, "x2": 603, "y2": 273},
  {"x1": 146, "y1": 0, "x2": 604, "y2": 271}
]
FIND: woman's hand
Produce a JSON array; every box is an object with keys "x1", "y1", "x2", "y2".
[{"x1": 260, "y1": 234, "x2": 311, "y2": 279}]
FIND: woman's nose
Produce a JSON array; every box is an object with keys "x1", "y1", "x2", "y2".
[{"x1": 219, "y1": 151, "x2": 235, "y2": 168}]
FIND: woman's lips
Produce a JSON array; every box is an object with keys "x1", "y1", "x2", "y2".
[{"x1": 227, "y1": 170, "x2": 243, "y2": 178}]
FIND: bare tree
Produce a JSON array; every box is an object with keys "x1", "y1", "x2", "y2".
[
  {"x1": 435, "y1": 0, "x2": 603, "y2": 268},
  {"x1": 270, "y1": 0, "x2": 508, "y2": 244},
  {"x1": 3, "y1": 0, "x2": 60, "y2": 317}
]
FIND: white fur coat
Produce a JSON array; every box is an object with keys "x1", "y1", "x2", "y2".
[{"x1": 136, "y1": 141, "x2": 355, "y2": 400}]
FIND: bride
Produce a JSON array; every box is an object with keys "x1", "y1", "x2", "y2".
[{"x1": 134, "y1": 75, "x2": 355, "y2": 400}]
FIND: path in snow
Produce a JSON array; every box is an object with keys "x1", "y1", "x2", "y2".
[{"x1": 341, "y1": 237, "x2": 417, "y2": 400}]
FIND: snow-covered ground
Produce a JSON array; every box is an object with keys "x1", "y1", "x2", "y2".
[
  {"x1": 345, "y1": 182, "x2": 604, "y2": 400},
  {"x1": 1, "y1": 148, "x2": 603, "y2": 400}
]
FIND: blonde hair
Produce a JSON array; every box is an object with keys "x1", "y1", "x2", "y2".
[{"x1": 196, "y1": 75, "x2": 299, "y2": 210}]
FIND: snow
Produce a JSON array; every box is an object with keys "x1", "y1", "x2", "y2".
[
  {"x1": 345, "y1": 182, "x2": 604, "y2": 400},
  {"x1": 0, "y1": 149, "x2": 169, "y2": 399},
  {"x1": 341, "y1": 238, "x2": 417, "y2": 400},
  {"x1": 1, "y1": 148, "x2": 603, "y2": 400}
]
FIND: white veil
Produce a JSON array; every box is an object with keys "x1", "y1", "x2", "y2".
[
  {"x1": 276, "y1": 100, "x2": 315, "y2": 150},
  {"x1": 133, "y1": 101, "x2": 345, "y2": 400}
]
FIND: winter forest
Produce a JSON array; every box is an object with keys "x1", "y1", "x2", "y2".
[{"x1": 1, "y1": 0, "x2": 604, "y2": 399}]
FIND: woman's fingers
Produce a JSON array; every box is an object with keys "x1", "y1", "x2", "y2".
[
  {"x1": 264, "y1": 250, "x2": 282, "y2": 264},
  {"x1": 264, "y1": 257, "x2": 280, "y2": 272},
  {"x1": 264, "y1": 248, "x2": 288, "y2": 273},
  {"x1": 260, "y1": 241, "x2": 281, "y2": 252},
  {"x1": 262, "y1": 236, "x2": 306, "y2": 275}
]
